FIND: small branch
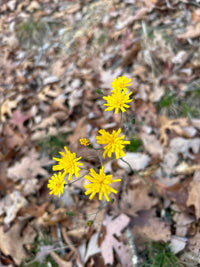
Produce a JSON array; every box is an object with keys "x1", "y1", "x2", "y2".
[{"x1": 126, "y1": 227, "x2": 139, "y2": 267}]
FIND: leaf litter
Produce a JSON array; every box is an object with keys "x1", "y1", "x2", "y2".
[{"x1": 0, "y1": 0, "x2": 200, "y2": 266}]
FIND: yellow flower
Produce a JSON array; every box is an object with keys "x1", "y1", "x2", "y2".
[
  {"x1": 80, "y1": 138, "x2": 90, "y2": 146},
  {"x1": 47, "y1": 172, "x2": 65, "y2": 197},
  {"x1": 103, "y1": 87, "x2": 133, "y2": 114},
  {"x1": 112, "y1": 76, "x2": 132, "y2": 91},
  {"x1": 84, "y1": 166, "x2": 121, "y2": 202},
  {"x1": 96, "y1": 128, "x2": 130, "y2": 159},
  {"x1": 52, "y1": 146, "x2": 83, "y2": 180}
]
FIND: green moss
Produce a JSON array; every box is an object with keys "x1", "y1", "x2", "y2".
[
  {"x1": 157, "y1": 92, "x2": 176, "y2": 109},
  {"x1": 126, "y1": 137, "x2": 143, "y2": 152},
  {"x1": 36, "y1": 134, "x2": 68, "y2": 157}
]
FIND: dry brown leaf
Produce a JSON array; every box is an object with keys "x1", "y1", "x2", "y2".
[
  {"x1": 65, "y1": 3, "x2": 80, "y2": 14},
  {"x1": 173, "y1": 211, "x2": 195, "y2": 237},
  {"x1": 170, "y1": 137, "x2": 200, "y2": 159},
  {"x1": 121, "y1": 43, "x2": 141, "y2": 67},
  {"x1": 120, "y1": 181, "x2": 158, "y2": 216},
  {"x1": 1, "y1": 99, "x2": 17, "y2": 122},
  {"x1": 67, "y1": 117, "x2": 87, "y2": 150},
  {"x1": 38, "y1": 208, "x2": 68, "y2": 226},
  {"x1": 0, "y1": 161, "x2": 8, "y2": 194},
  {"x1": 159, "y1": 116, "x2": 189, "y2": 146},
  {"x1": 18, "y1": 202, "x2": 49, "y2": 218},
  {"x1": 2, "y1": 125, "x2": 25, "y2": 151},
  {"x1": 132, "y1": 210, "x2": 171, "y2": 243},
  {"x1": 0, "y1": 190, "x2": 27, "y2": 225},
  {"x1": 101, "y1": 213, "x2": 132, "y2": 266},
  {"x1": 192, "y1": 9, "x2": 200, "y2": 22},
  {"x1": 78, "y1": 232, "x2": 101, "y2": 264},
  {"x1": 50, "y1": 251, "x2": 72, "y2": 267},
  {"x1": 115, "y1": 7, "x2": 154, "y2": 30},
  {"x1": 51, "y1": 60, "x2": 66, "y2": 77},
  {"x1": 177, "y1": 22, "x2": 200, "y2": 39},
  {"x1": 175, "y1": 162, "x2": 200, "y2": 175},
  {"x1": 0, "y1": 221, "x2": 36, "y2": 265},
  {"x1": 10, "y1": 110, "x2": 30, "y2": 133},
  {"x1": 170, "y1": 236, "x2": 187, "y2": 255},
  {"x1": 187, "y1": 180, "x2": 200, "y2": 219},
  {"x1": 140, "y1": 133, "x2": 163, "y2": 158},
  {"x1": 7, "y1": 150, "x2": 48, "y2": 182}
]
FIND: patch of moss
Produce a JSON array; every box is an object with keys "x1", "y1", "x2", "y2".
[
  {"x1": 126, "y1": 137, "x2": 143, "y2": 152},
  {"x1": 36, "y1": 134, "x2": 68, "y2": 158}
]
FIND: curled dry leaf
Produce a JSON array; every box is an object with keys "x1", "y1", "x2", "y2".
[
  {"x1": 0, "y1": 190, "x2": 27, "y2": 225},
  {"x1": 50, "y1": 251, "x2": 72, "y2": 267},
  {"x1": 187, "y1": 180, "x2": 200, "y2": 219},
  {"x1": 159, "y1": 116, "x2": 189, "y2": 146}
]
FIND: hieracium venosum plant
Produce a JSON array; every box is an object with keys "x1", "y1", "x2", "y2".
[{"x1": 47, "y1": 76, "x2": 133, "y2": 203}]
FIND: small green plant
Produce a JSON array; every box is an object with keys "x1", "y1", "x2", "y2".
[
  {"x1": 140, "y1": 242, "x2": 182, "y2": 267},
  {"x1": 157, "y1": 92, "x2": 176, "y2": 110},
  {"x1": 21, "y1": 232, "x2": 57, "y2": 267},
  {"x1": 157, "y1": 89, "x2": 200, "y2": 118},
  {"x1": 16, "y1": 19, "x2": 47, "y2": 48},
  {"x1": 126, "y1": 137, "x2": 143, "y2": 152}
]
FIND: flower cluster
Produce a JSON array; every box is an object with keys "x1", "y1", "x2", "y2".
[{"x1": 47, "y1": 76, "x2": 133, "y2": 201}]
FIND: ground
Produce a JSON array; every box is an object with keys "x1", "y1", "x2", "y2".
[{"x1": 0, "y1": 0, "x2": 200, "y2": 266}]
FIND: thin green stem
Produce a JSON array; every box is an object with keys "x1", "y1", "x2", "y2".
[
  {"x1": 66, "y1": 171, "x2": 90, "y2": 186},
  {"x1": 119, "y1": 157, "x2": 162, "y2": 199},
  {"x1": 96, "y1": 150, "x2": 103, "y2": 167},
  {"x1": 120, "y1": 110, "x2": 123, "y2": 129},
  {"x1": 81, "y1": 156, "x2": 98, "y2": 160}
]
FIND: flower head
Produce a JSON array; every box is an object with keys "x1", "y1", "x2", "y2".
[
  {"x1": 80, "y1": 138, "x2": 90, "y2": 146},
  {"x1": 47, "y1": 172, "x2": 65, "y2": 197},
  {"x1": 112, "y1": 76, "x2": 132, "y2": 91},
  {"x1": 52, "y1": 146, "x2": 83, "y2": 180},
  {"x1": 103, "y1": 87, "x2": 133, "y2": 114},
  {"x1": 96, "y1": 128, "x2": 130, "y2": 159},
  {"x1": 84, "y1": 166, "x2": 121, "y2": 202}
]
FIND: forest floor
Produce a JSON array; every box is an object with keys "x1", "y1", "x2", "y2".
[{"x1": 1, "y1": 0, "x2": 200, "y2": 266}]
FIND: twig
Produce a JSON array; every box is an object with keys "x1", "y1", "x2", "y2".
[
  {"x1": 56, "y1": 223, "x2": 65, "y2": 256},
  {"x1": 126, "y1": 227, "x2": 139, "y2": 267},
  {"x1": 61, "y1": 227, "x2": 83, "y2": 265}
]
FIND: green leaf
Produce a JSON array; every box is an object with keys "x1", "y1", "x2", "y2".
[{"x1": 95, "y1": 88, "x2": 103, "y2": 95}]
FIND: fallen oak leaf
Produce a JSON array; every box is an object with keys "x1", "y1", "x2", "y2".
[
  {"x1": 0, "y1": 221, "x2": 36, "y2": 265},
  {"x1": 7, "y1": 149, "x2": 48, "y2": 182},
  {"x1": 10, "y1": 110, "x2": 30, "y2": 133},
  {"x1": 100, "y1": 213, "x2": 132, "y2": 266}
]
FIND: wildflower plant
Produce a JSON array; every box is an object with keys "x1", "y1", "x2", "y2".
[{"x1": 47, "y1": 76, "x2": 133, "y2": 205}]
